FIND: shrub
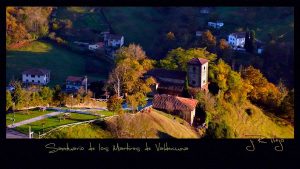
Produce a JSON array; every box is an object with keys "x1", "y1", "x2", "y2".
[
  {"x1": 245, "y1": 108, "x2": 253, "y2": 116},
  {"x1": 205, "y1": 121, "x2": 234, "y2": 138},
  {"x1": 107, "y1": 95, "x2": 123, "y2": 113}
]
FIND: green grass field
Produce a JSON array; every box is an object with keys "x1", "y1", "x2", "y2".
[
  {"x1": 210, "y1": 101, "x2": 294, "y2": 138},
  {"x1": 45, "y1": 123, "x2": 113, "y2": 138},
  {"x1": 6, "y1": 110, "x2": 53, "y2": 125},
  {"x1": 14, "y1": 113, "x2": 99, "y2": 135},
  {"x1": 56, "y1": 7, "x2": 109, "y2": 31},
  {"x1": 90, "y1": 110, "x2": 114, "y2": 117},
  {"x1": 104, "y1": 7, "x2": 163, "y2": 56},
  {"x1": 6, "y1": 41, "x2": 110, "y2": 86}
]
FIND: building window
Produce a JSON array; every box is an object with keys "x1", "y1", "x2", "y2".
[
  {"x1": 203, "y1": 66, "x2": 205, "y2": 70},
  {"x1": 26, "y1": 80, "x2": 28, "y2": 82},
  {"x1": 203, "y1": 80, "x2": 205, "y2": 84},
  {"x1": 192, "y1": 80, "x2": 196, "y2": 85},
  {"x1": 31, "y1": 75, "x2": 35, "y2": 78},
  {"x1": 38, "y1": 80, "x2": 40, "y2": 83},
  {"x1": 32, "y1": 80, "x2": 34, "y2": 82},
  {"x1": 192, "y1": 67, "x2": 196, "y2": 72}
]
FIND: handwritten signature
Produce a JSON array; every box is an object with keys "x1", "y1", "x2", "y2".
[{"x1": 244, "y1": 135, "x2": 284, "y2": 152}]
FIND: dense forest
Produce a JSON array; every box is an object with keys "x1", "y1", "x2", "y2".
[{"x1": 6, "y1": 7, "x2": 53, "y2": 46}]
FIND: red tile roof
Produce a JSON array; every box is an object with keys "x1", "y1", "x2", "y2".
[
  {"x1": 188, "y1": 58, "x2": 209, "y2": 65},
  {"x1": 66, "y1": 76, "x2": 85, "y2": 82},
  {"x1": 153, "y1": 94, "x2": 198, "y2": 112},
  {"x1": 22, "y1": 68, "x2": 50, "y2": 76}
]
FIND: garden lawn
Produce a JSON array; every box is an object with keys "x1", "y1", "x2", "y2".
[
  {"x1": 6, "y1": 110, "x2": 53, "y2": 125},
  {"x1": 14, "y1": 113, "x2": 99, "y2": 135},
  {"x1": 45, "y1": 123, "x2": 113, "y2": 138}
]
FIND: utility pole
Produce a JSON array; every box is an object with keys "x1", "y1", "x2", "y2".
[{"x1": 85, "y1": 76, "x2": 88, "y2": 94}]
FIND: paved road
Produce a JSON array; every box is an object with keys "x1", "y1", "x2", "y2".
[
  {"x1": 122, "y1": 99, "x2": 153, "y2": 111},
  {"x1": 7, "y1": 111, "x2": 63, "y2": 128},
  {"x1": 6, "y1": 128, "x2": 28, "y2": 139}
]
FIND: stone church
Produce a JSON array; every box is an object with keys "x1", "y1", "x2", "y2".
[{"x1": 144, "y1": 57, "x2": 209, "y2": 96}]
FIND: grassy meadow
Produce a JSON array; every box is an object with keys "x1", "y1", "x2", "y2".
[
  {"x1": 104, "y1": 7, "x2": 163, "y2": 57},
  {"x1": 45, "y1": 123, "x2": 113, "y2": 138},
  {"x1": 209, "y1": 101, "x2": 294, "y2": 138},
  {"x1": 105, "y1": 109, "x2": 201, "y2": 138},
  {"x1": 6, "y1": 41, "x2": 110, "y2": 86},
  {"x1": 6, "y1": 110, "x2": 53, "y2": 125},
  {"x1": 14, "y1": 113, "x2": 99, "y2": 135}
]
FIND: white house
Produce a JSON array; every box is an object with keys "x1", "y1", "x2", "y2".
[
  {"x1": 208, "y1": 21, "x2": 224, "y2": 29},
  {"x1": 22, "y1": 68, "x2": 50, "y2": 85},
  {"x1": 228, "y1": 32, "x2": 246, "y2": 48},
  {"x1": 88, "y1": 42, "x2": 104, "y2": 50},
  {"x1": 105, "y1": 34, "x2": 124, "y2": 48}
]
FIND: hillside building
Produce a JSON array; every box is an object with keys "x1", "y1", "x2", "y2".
[
  {"x1": 144, "y1": 68, "x2": 187, "y2": 96},
  {"x1": 65, "y1": 76, "x2": 88, "y2": 93},
  {"x1": 22, "y1": 68, "x2": 50, "y2": 85},
  {"x1": 228, "y1": 32, "x2": 246, "y2": 48},
  {"x1": 153, "y1": 94, "x2": 198, "y2": 125},
  {"x1": 144, "y1": 57, "x2": 209, "y2": 96},
  {"x1": 104, "y1": 34, "x2": 124, "y2": 48},
  {"x1": 88, "y1": 42, "x2": 104, "y2": 50},
  {"x1": 208, "y1": 21, "x2": 224, "y2": 29},
  {"x1": 187, "y1": 58, "x2": 209, "y2": 92}
]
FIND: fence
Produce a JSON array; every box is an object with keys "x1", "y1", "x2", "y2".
[
  {"x1": 38, "y1": 119, "x2": 98, "y2": 138},
  {"x1": 38, "y1": 115, "x2": 118, "y2": 139}
]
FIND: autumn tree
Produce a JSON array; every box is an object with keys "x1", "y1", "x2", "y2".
[
  {"x1": 52, "y1": 85, "x2": 67, "y2": 106},
  {"x1": 209, "y1": 59, "x2": 252, "y2": 103},
  {"x1": 6, "y1": 90, "x2": 13, "y2": 111},
  {"x1": 159, "y1": 47, "x2": 217, "y2": 71},
  {"x1": 241, "y1": 66, "x2": 283, "y2": 108},
  {"x1": 166, "y1": 32, "x2": 175, "y2": 41},
  {"x1": 39, "y1": 86, "x2": 53, "y2": 106},
  {"x1": 6, "y1": 7, "x2": 53, "y2": 47},
  {"x1": 201, "y1": 30, "x2": 217, "y2": 52},
  {"x1": 107, "y1": 95, "x2": 123, "y2": 113},
  {"x1": 107, "y1": 44, "x2": 156, "y2": 112},
  {"x1": 11, "y1": 82, "x2": 26, "y2": 110}
]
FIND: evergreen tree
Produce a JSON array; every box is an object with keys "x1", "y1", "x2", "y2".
[{"x1": 244, "y1": 30, "x2": 255, "y2": 53}]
